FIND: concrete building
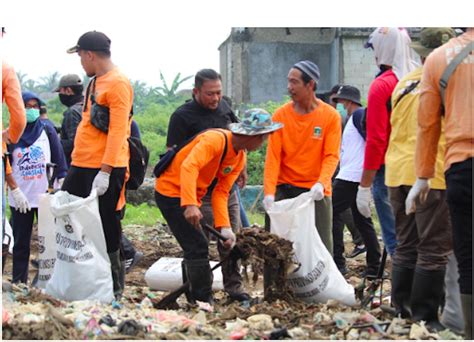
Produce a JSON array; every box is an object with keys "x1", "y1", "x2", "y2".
[{"x1": 219, "y1": 27, "x2": 420, "y2": 105}]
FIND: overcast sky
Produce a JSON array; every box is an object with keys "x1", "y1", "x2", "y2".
[{"x1": 1, "y1": 0, "x2": 471, "y2": 90}]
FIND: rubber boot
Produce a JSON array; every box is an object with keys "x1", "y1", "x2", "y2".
[
  {"x1": 108, "y1": 250, "x2": 125, "y2": 300},
  {"x1": 410, "y1": 267, "x2": 446, "y2": 332},
  {"x1": 181, "y1": 260, "x2": 193, "y2": 303},
  {"x1": 461, "y1": 294, "x2": 472, "y2": 339},
  {"x1": 184, "y1": 258, "x2": 214, "y2": 304},
  {"x1": 391, "y1": 264, "x2": 414, "y2": 318}
]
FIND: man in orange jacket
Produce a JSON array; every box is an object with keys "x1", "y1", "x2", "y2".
[
  {"x1": 61, "y1": 31, "x2": 133, "y2": 299},
  {"x1": 155, "y1": 109, "x2": 282, "y2": 304}
]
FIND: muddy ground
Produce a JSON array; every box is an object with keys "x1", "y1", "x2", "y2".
[{"x1": 1, "y1": 223, "x2": 462, "y2": 340}]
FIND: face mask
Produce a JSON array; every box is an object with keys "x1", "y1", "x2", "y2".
[
  {"x1": 59, "y1": 93, "x2": 82, "y2": 107},
  {"x1": 25, "y1": 108, "x2": 40, "y2": 123},
  {"x1": 336, "y1": 103, "x2": 347, "y2": 120}
]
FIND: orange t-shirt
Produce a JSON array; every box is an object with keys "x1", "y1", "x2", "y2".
[
  {"x1": 2, "y1": 62, "x2": 26, "y2": 154},
  {"x1": 155, "y1": 130, "x2": 246, "y2": 228},
  {"x1": 416, "y1": 30, "x2": 474, "y2": 177},
  {"x1": 264, "y1": 100, "x2": 341, "y2": 197},
  {"x1": 71, "y1": 67, "x2": 133, "y2": 168}
]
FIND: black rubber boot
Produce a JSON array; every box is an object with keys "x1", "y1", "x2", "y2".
[
  {"x1": 181, "y1": 260, "x2": 194, "y2": 303},
  {"x1": 391, "y1": 264, "x2": 414, "y2": 318},
  {"x1": 410, "y1": 267, "x2": 446, "y2": 332},
  {"x1": 461, "y1": 294, "x2": 472, "y2": 339},
  {"x1": 184, "y1": 258, "x2": 214, "y2": 304},
  {"x1": 108, "y1": 250, "x2": 125, "y2": 300}
]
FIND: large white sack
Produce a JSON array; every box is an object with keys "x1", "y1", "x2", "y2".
[
  {"x1": 145, "y1": 257, "x2": 224, "y2": 291},
  {"x1": 45, "y1": 190, "x2": 114, "y2": 303},
  {"x1": 268, "y1": 191, "x2": 356, "y2": 306},
  {"x1": 36, "y1": 194, "x2": 57, "y2": 289}
]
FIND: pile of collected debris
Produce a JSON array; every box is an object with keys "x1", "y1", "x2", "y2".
[{"x1": 1, "y1": 223, "x2": 464, "y2": 340}]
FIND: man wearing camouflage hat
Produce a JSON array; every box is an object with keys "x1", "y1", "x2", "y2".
[
  {"x1": 55, "y1": 74, "x2": 84, "y2": 167},
  {"x1": 155, "y1": 109, "x2": 282, "y2": 305},
  {"x1": 385, "y1": 27, "x2": 456, "y2": 332}
]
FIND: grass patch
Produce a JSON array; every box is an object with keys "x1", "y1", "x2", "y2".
[
  {"x1": 122, "y1": 203, "x2": 163, "y2": 227},
  {"x1": 246, "y1": 211, "x2": 265, "y2": 226}
]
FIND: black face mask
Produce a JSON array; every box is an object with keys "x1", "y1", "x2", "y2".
[{"x1": 59, "y1": 94, "x2": 83, "y2": 107}]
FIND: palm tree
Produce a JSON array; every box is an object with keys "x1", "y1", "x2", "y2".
[
  {"x1": 38, "y1": 72, "x2": 61, "y2": 93},
  {"x1": 15, "y1": 71, "x2": 28, "y2": 89}
]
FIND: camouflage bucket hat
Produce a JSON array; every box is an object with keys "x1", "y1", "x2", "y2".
[
  {"x1": 410, "y1": 27, "x2": 455, "y2": 58},
  {"x1": 229, "y1": 108, "x2": 283, "y2": 136}
]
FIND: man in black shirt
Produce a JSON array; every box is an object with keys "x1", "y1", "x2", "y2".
[
  {"x1": 54, "y1": 74, "x2": 84, "y2": 167},
  {"x1": 166, "y1": 69, "x2": 250, "y2": 302}
]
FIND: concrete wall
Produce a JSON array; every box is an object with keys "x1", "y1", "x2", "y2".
[
  {"x1": 340, "y1": 36, "x2": 379, "y2": 101},
  {"x1": 219, "y1": 27, "x2": 421, "y2": 105}
]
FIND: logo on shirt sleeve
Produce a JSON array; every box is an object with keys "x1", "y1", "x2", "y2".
[
  {"x1": 223, "y1": 166, "x2": 233, "y2": 175},
  {"x1": 313, "y1": 126, "x2": 323, "y2": 139}
]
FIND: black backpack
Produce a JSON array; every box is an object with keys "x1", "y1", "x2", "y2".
[
  {"x1": 126, "y1": 134, "x2": 150, "y2": 190},
  {"x1": 153, "y1": 129, "x2": 228, "y2": 178}
]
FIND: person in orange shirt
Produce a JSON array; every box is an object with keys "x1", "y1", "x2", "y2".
[
  {"x1": 155, "y1": 109, "x2": 282, "y2": 305},
  {"x1": 61, "y1": 31, "x2": 133, "y2": 299},
  {"x1": 409, "y1": 28, "x2": 473, "y2": 339},
  {"x1": 2, "y1": 62, "x2": 26, "y2": 245},
  {"x1": 263, "y1": 60, "x2": 341, "y2": 255}
]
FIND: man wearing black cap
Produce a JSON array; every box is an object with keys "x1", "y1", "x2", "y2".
[
  {"x1": 331, "y1": 85, "x2": 381, "y2": 278},
  {"x1": 264, "y1": 60, "x2": 341, "y2": 253},
  {"x1": 61, "y1": 31, "x2": 133, "y2": 299},
  {"x1": 55, "y1": 74, "x2": 84, "y2": 167}
]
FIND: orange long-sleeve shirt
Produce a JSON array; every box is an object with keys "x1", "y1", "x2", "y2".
[
  {"x1": 71, "y1": 67, "x2": 132, "y2": 168},
  {"x1": 155, "y1": 130, "x2": 246, "y2": 228},
  {"x1": 264, "y1": 100, "x2": 341, "y2": 197},
  {"x1": 2, "y1": 62, "x2": 26, "y2": 153},
  {"x1": 416, "y1": 30, "x2": 474, "y2": 177}
]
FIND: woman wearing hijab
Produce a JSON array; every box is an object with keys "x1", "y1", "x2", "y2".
[{"x1": 6, "y1": 91, "x2": 67, "y2": 284}]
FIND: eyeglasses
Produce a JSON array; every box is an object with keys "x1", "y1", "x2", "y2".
[{"x1": 25, "y1": 103, "x2": 40, "y2": 109}]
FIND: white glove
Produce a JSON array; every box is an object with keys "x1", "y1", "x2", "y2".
[
  {"x1": 91, "y1": 171, "x2": 110, "y2": 196},
  {"x1": 356, "y1": 185, "x2": 372, "y2": 218},
  {"x1": 262, "y1": 195, "x2": 275, "y2": 212},
  {"x1": 221, "y1": 227, "x2": 236, "y2": 249},
  {"x1": 310, "y1": 182, "x2": 325, "y2": 201},
  {"x1": 405, "y1": 178, "x2": 430, "y2": 215},
  {"x1": 11, "y1": 187, "x2": 31, "y2": 214}
]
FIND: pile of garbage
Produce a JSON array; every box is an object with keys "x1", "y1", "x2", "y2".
[
  {"x1": 1, "y1": 223, "x2": 464, "y2": 340},
  {"x1": 2, "y1": 282, "x2": 462, "y2": 340}
]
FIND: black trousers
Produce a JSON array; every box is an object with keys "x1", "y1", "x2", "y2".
[
  {"x1": 62, "y1": 166, "x2": 126, "y2": 253},
  {"x1": 332, "y1": 179, "x2": 381, "y2": 273},
  {"x1": 10, "y1": 207, "x2": 38, "y2": 283},
  {"x1": 445, "y1": 158, "x2": 472, "y2": 295},
  {"x1": 154, "y1": 191, "x2": 209, "y2": 260}
]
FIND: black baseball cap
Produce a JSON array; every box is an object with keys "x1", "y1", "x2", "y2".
[
  {"x1": 67, "y1": 31, "x2": 111, "y2": 54},
  {"x1": 332, "y1": 85, "x2": 362, "y2": 106}
]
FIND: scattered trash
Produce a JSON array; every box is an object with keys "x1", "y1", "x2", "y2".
[
  {"x1": 98, "y1": 314, "x2": 116, "y2": 327},
  {"x1": 117, "y1": 319, "x2": 143, "y2": 336},
  {"x1": 4, "y1": 222, "x2": 454, "y2": 340}
]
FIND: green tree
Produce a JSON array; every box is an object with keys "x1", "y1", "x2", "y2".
[
  {"x1": 152, "y1": 71, "x2": 192, "y2": 104},
  {"x1": 38, "y1": 71, "x2": 61, "y2": 93}
]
